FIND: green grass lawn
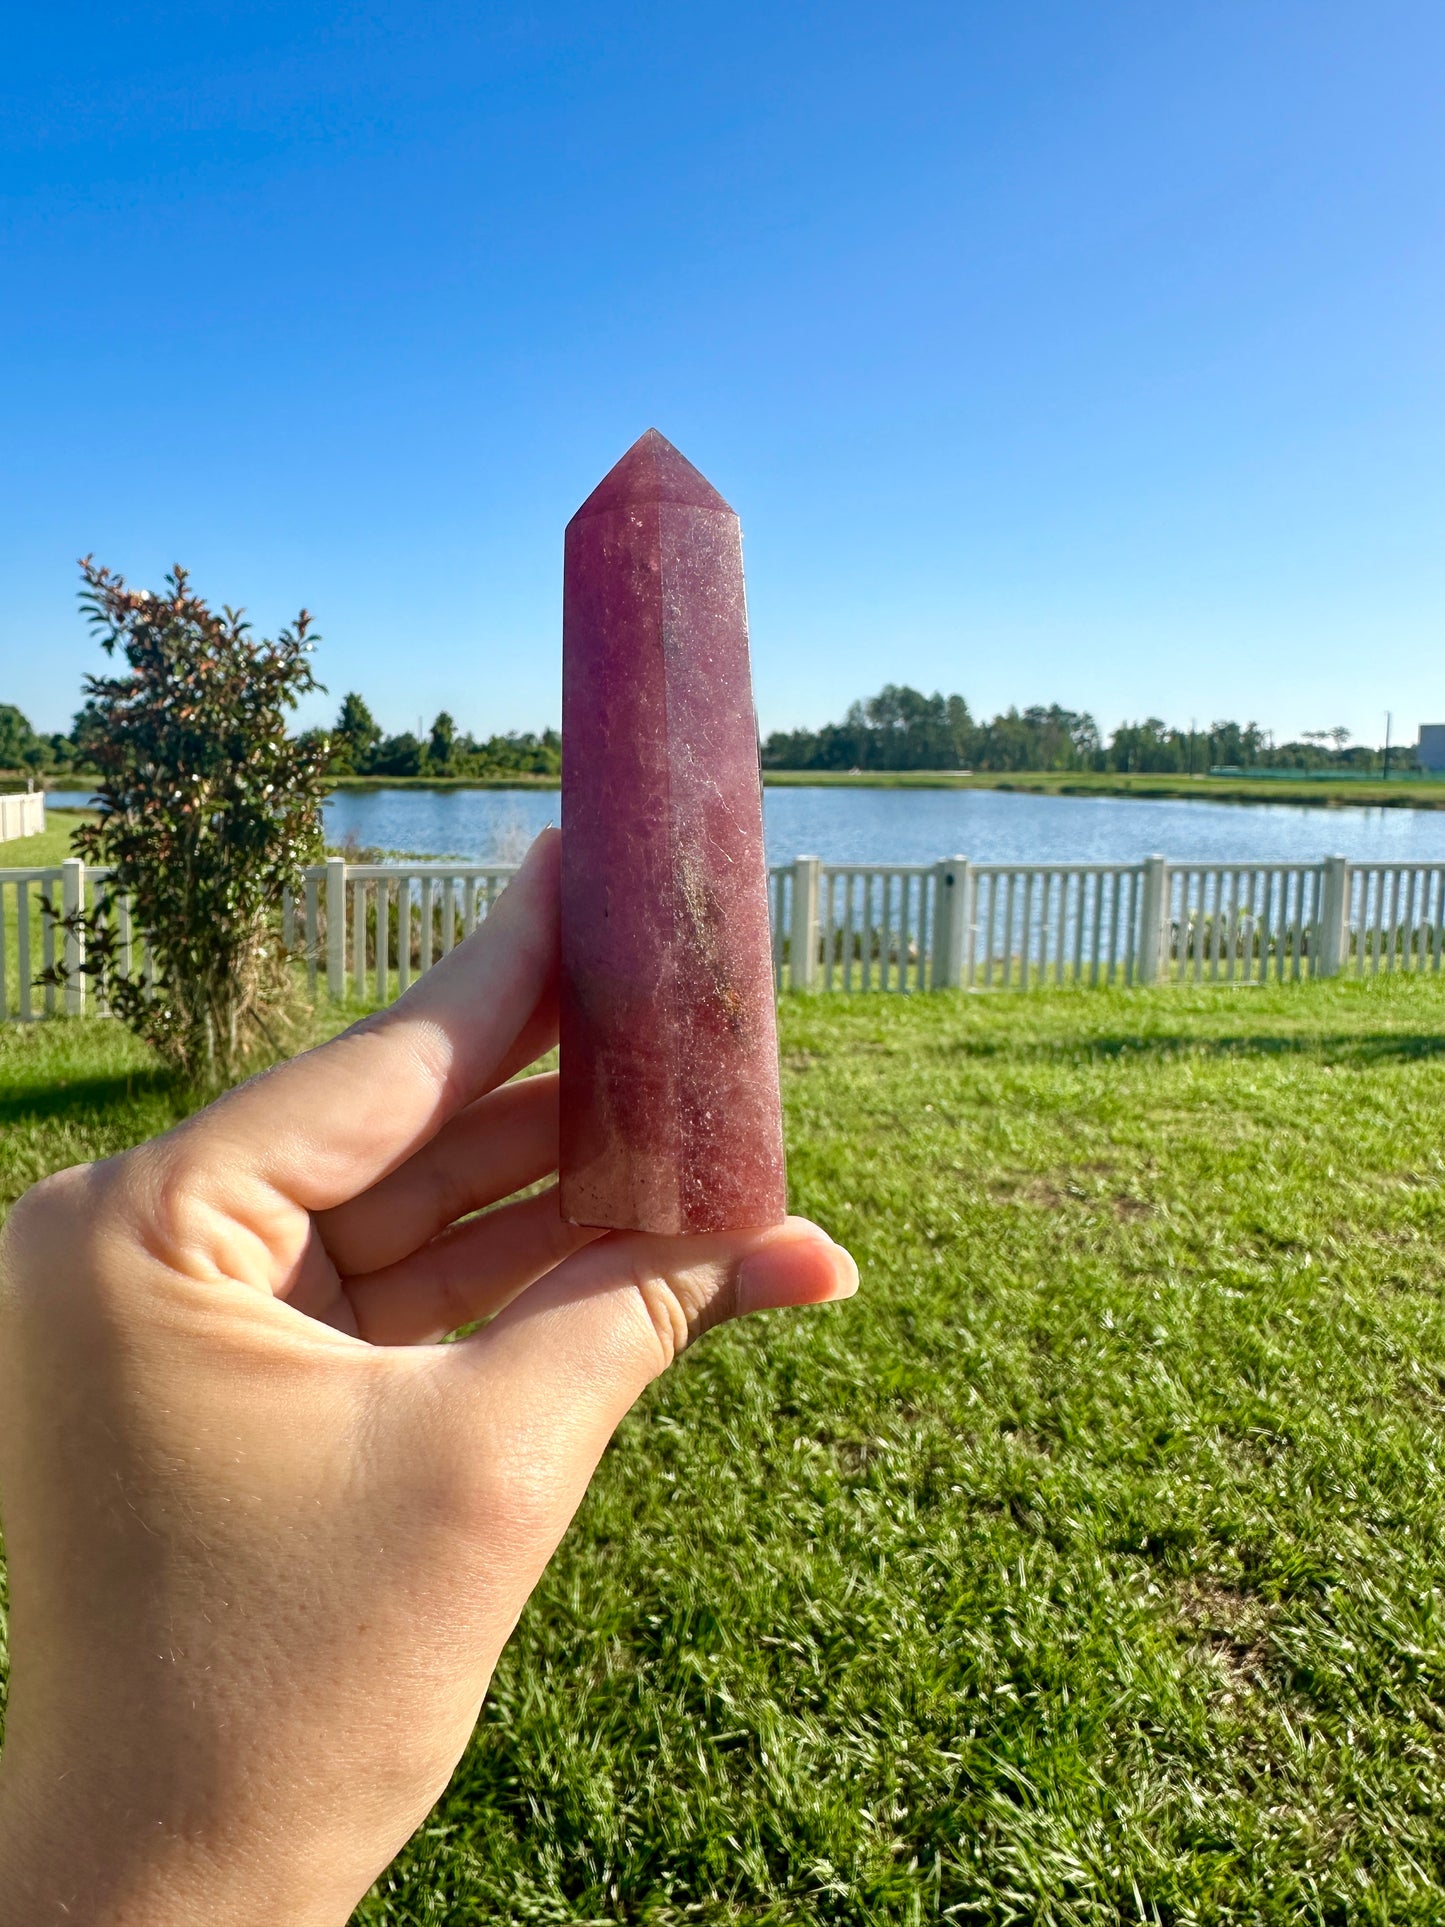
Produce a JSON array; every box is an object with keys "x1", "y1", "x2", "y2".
[
  {"x1": 0, "y1": 809, "x2": 89, "y2": 871},
  {"x1": 6, "y1": 978, "x2": 1445, "y2": 1921}
]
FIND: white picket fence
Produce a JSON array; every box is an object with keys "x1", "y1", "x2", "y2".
[
  {"x1": 0, "y1": 860, "x2": 158, "y2": 1022},
  {"x1": 4, "y1": 852, "x2": 1445, "y2": 1022},
  {"x1": 290, "y1": 860, "x2": 519, "y2": 1005},
  {"x1": 0, "y1": 791, "x2": 44, "y2": 843},
  {"x1": 770, "y1": 855, "x2": 1347, "y2": 992}
]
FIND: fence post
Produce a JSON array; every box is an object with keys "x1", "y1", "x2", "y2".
[
  {"x1": 1316, "y1": 855, "x2": 1349, "y2": 977},
  {"x1": 61, "y1": 857, "x2": 85, "y2": 1015},
  {"x1": 789, "y1": 856, "x2": 821, "y2": 990},
  {"x1": 1138, "y1": 854, "x2": 1168, "y2": 985},
  {"x1": 326, "y1": 858, "x2": 347, "y2": 1002},
  {"x1": 930, "y1": 857, "x2": 969, "y2": 988}
]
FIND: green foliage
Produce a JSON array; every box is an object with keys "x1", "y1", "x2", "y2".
[
  {"x1": 761, "y1": 686, "x2": 1102, "y2": 773},
  {"x1": 370, "y1": 729, "x2": 427, "y2": 777},
  {"x1": 427, "y1": 710, "x2": 457, "y2": 774},
  {"x1": 61, "y1": 558, "x2": 328, "y2": 1080},
  {"x1": 10, "y1": 980, "x2": 1445, "y2": 1917},
  {"x1": 331, "y1": 691, "x2": 382, "y2": 774},
  {"x1": 463, "y1": 724, "x2": 561, "y2": 778},
  {"x1": 321, "y1": 692, "x2": 562, "y2": 782},
  {"x1": 0, "y1": 704, "x2": 41, "y2": 770},
  {"x1": 763, "y1": 687, "x2": 1402, "y2": 777},
  {"x1": 0, "y1": 702, "x2": 82, "y2": 776}
]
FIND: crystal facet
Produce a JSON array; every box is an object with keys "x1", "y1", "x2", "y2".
[{"x1": 559, "y1": 429, "x2": 787, "y2": 1234}]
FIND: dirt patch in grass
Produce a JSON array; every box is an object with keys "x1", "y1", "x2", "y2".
[
  {"x1": 1112, "y1": 1193, "x2": 1153, "y2": 1221},
  {"x1": 987, "y1": 1168, "x2": 1154, "y2": 1221},
  {"x1": 1175, "y1": 1577, "x2": 1278, "y2": 1688}
]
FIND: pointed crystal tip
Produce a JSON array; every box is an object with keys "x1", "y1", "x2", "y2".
[{"x1": 569, "y1": 428, "x2": 734, "y2": 523}]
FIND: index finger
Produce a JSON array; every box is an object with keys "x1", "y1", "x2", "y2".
[{"x1": 173, "y1": 828, "x2": 561, "y2": 1212}]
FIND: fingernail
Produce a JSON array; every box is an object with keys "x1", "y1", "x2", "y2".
[
  {"x1": 497, "y1": 827, "x2": 558, "y2": 894},
  {"x1": 737, "y1": 1237, "x2": 859, "y2": 1314}
]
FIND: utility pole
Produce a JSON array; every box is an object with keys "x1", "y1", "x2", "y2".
[{"x1": 1383, "y1": 711, "x2": 1392, "y2": 782}]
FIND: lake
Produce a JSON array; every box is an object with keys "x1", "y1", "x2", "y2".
[{"x1": 44, "y1": 784, "x2": 1445, "y2": 867}]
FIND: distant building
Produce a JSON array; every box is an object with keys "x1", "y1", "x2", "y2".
[{"x1": 1418, "y1": 725, "x2": 1445, "y2": 772}]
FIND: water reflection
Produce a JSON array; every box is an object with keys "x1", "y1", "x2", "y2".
[{"x1": 41, "y1": 784, "x2": 1445, "y2": 869}]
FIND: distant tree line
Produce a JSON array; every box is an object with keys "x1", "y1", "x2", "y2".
[
  {"x1": 0, "y1": 680, "x2": 1407, "y2": 785},
  {"x1": 0, "y1": 703, "x2": 84, "y2": 775},
  {"x1": 305, "y1": 692, "x2": 560, "y2": 779},
  {"x1": 760, "y1": 686, "x2": 1398, "y2": 775},
  {"x1": 0, "y1": 693, "x2": 561, "y2": 782}
]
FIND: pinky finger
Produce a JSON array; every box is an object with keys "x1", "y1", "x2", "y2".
[{"x1": 344, "y1": 1186, "x2": 605, "y2": 1346}]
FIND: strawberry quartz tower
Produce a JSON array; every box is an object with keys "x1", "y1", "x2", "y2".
[{"x1": 559, "y1": 429, "x2": 787, "y2": 1234}]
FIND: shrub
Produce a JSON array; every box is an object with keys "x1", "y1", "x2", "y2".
[
  {"x1": 370, "y1": 731, "x2": 425, "y2": 777},
  {"x1": 60, "y1": 559, "x2": 329, "y2": 1080}
]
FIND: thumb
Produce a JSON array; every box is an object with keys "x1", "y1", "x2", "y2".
[{"x1": 447, "y1": 1217, "x2": 857, "y2": 1488}]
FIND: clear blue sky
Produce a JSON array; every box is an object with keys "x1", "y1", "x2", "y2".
[{"x1": 3, "y1": 2, "x2": 1441, "y2": 750}]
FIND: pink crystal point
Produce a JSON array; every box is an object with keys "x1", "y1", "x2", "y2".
[{"x1": 559, "y1": 429, "x2": 787, "y2": 1234}]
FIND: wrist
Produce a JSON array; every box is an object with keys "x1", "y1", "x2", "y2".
[{"x1": 0, "y1": 1762, "x2": 356, "y2": 1927}]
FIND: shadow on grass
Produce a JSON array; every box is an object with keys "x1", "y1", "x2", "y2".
[
  {"x1": 0, "y1": 1067, "x2": 178, "y2": 1126},
  {"x1": 948, "y1": 1032, "x2": 1445, "y2": 1065}
]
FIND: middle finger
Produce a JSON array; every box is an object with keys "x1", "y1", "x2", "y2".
[{"x1": 316, "y1": 1072, "x2": 561, "y2": 1276}]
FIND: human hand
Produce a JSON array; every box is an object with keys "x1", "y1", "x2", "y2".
[{"x1": 0, "y1": 830, "x2": 856, "y2": 1927}]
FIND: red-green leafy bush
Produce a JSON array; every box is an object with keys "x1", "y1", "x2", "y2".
[{"x1": 65, "y1": 558, "x2": 328, "y2": 1079}]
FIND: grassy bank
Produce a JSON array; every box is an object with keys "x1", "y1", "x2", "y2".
[
  {"x1": 5, "y1": 979, "x2": 1445, "y2": 1919},
  {"x1": 22, "y1": 771, "x2": 1445, "y2": 809},
  {"x1": 334, "y1": 769, "x2": 1445, "y2": 809},
  {"x1": 763, "y1": 767, "x2": 1445, "y2": 810},
  {"x1": 325, "y1": 773, "x2": 562, "y2": 790}
]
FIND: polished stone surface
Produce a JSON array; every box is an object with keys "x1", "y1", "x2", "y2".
[{"x1": 559, "y1": 429, "x2": 787, "y2": 1233}]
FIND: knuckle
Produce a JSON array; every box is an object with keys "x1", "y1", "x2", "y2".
[
  {"x1": 0, "y1": 1162, "x2": 98, "y2": 1314},
  {"x1": 426, "y1": 1148, "x2": 470, "y2": 1234},
  {"x1": 115, "y1": 1140, "x2": 261, "y2": 1287},
  {"x1": 9, "y1": 1138, "x2": 231, "y2": 1301},
  {"x1": 2, "y1": 1161, "x2": 92, "y2": 1250},
  {"x1": 621, "y1": 1257, "x2": 737, "y2": 1375},
  {"x1": 111, "y1": 1144, "x2": 206, "y2": 1263},
  {"x1": 626, "y1": 1268, "x2": 690, "y2": 1373}
]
